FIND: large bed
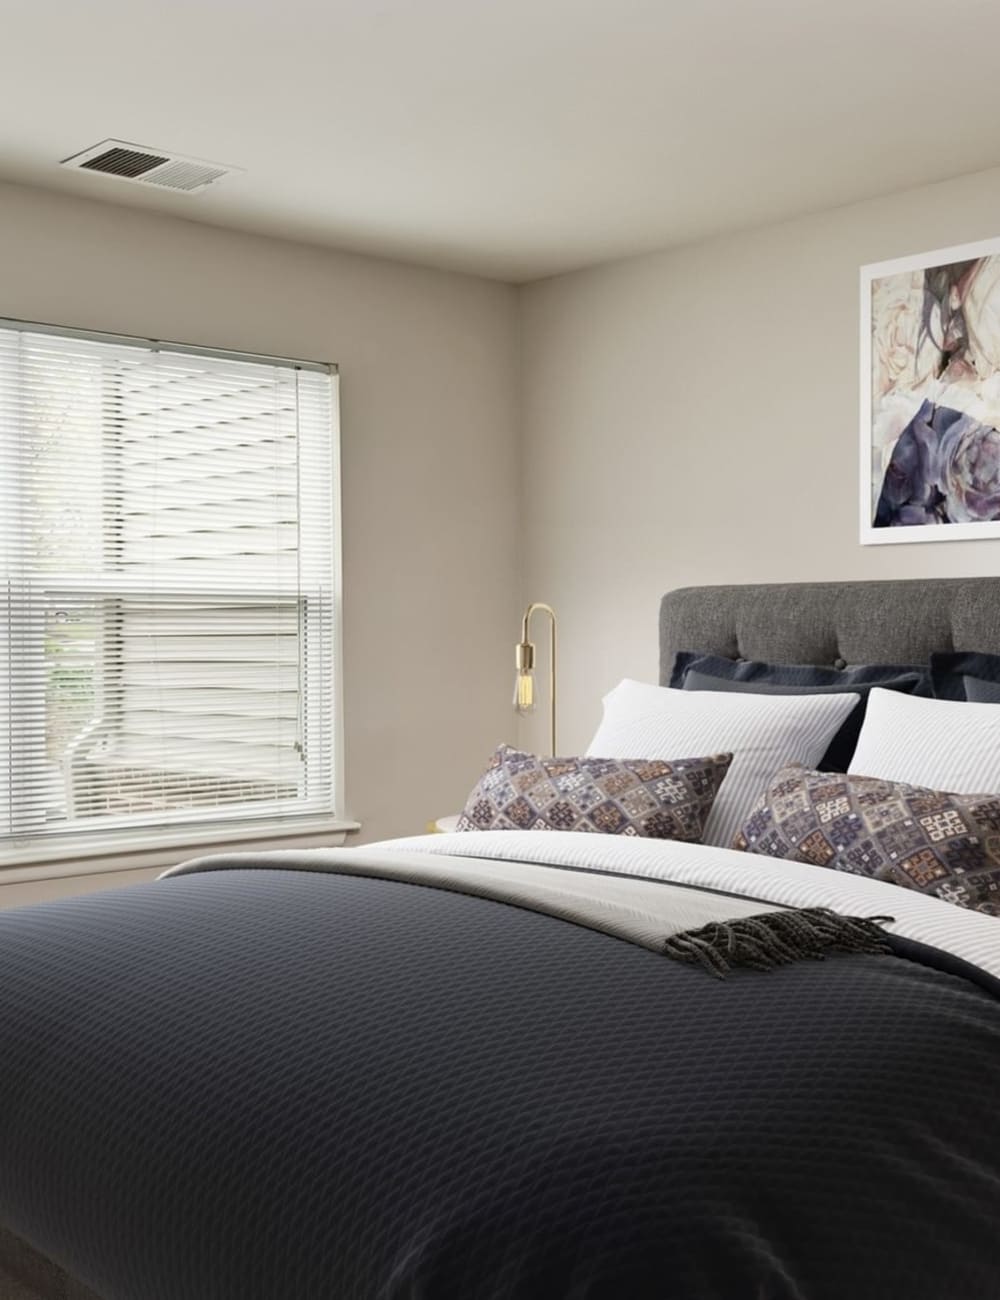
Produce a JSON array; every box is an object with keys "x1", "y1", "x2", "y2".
[{"x1": 1, "y1": 578, "x2": 999, "y2": 1299}]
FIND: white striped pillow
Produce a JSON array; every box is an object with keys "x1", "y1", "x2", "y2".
[
  {"x1": 586, "y1": 679, "x2": 858, "y2": 848},
  {"x1": 849, "y1": 687, "x2": 1000, "y2": 792}
]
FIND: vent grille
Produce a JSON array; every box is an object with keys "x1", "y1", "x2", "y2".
[
  {"x1": 61, "y1": 140, "x2": 240, "y2": 194},
  {"x1": 79, "y1": 146, "x2": 170, "y2": 179}
]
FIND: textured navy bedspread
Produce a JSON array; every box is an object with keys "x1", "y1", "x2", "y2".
[{"x1": 0, "y1": 865, "x2": 998, "y2": 1299}]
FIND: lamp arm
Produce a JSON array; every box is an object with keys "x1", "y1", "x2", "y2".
[{"x1": 519, "y1": 602, "x2": 557, "y2": 754}]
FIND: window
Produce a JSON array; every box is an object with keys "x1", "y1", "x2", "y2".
[{"x1": 0, "y1": 320, "x2": 342, "y2": 863}]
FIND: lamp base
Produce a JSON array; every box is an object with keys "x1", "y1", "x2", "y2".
[{"x1": 426, "y1": 814, "x2": 461, "y2": 834}]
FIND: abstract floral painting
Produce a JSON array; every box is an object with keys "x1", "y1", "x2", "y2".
[{"x1": 861, "y1": 237, "x2": 1000, "y2": 544}]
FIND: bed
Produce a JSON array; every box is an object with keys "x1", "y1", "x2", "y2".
[{"x1": 1, "y1": 577, "x2": 999, "y2": 1300}]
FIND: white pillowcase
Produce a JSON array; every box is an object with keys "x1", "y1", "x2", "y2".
[
  {"x1": 849, "y1": 687, "x2": 1000, "y2": 793},
  {"x1": 586, "y1": 679, "x2": 859, "y2": 848}
]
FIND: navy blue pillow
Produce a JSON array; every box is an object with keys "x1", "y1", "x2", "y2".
[
  {"x1": 930, "y1": 651, "x2": 1000, "y2": 703},
  {"x1": 967, "y1": 678, "x2": 1000, "y2": 704},
  {"x1": 671, "y1": 653, "x2": 928, "y2": 772}
]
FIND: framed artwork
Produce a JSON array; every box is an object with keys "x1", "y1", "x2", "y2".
[{"x1": 861, "y1": 235, "x2": 1000, "y2": 545}]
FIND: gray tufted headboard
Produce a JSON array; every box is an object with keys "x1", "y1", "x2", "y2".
[{"x1": 659, "y1": 578, "x2": 1000, "y2": 684}]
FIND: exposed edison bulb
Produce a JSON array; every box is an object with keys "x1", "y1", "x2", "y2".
[{"x1": 513, "y1": 671, "x2": 536, "y2": 713}]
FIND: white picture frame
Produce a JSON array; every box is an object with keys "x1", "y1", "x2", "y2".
[{"x1": 860, "y1": 234, "x2": 1000, "y2": 545}]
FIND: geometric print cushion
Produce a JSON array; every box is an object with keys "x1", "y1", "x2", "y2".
[
  {"x1": 733, "y1": 764, "x2": 1000, "y2": 916},
  {"x1": 456, "y1": 744, "x2": 732, "y2": 842}
]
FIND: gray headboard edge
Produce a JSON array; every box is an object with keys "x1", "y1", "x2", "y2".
[{"x1": 659, "y1": 577, "x2": 1000, "y2": 685}]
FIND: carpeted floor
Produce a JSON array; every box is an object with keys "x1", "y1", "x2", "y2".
[
  {"x1": 0, "y1": 1265, "x2": 42, "y2": 1299},
  {"x1": 0, "y1": 1228, "x2": 101, "y2": 1300}
]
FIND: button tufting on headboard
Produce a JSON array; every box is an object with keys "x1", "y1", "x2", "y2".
[{"x1": 659, "y1": 578, "x2": 1000, "y2": 685}]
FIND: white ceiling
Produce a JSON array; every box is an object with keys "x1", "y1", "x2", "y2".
[{"x1": 4, "y1": 0, "x2": 1000, "y2": 282}]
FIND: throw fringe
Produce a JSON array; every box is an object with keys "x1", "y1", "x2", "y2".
[{"x1": 663, "y1": 907, "x2": 895, "y2": 979}]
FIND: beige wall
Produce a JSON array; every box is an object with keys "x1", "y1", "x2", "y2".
[
  {"x1": 11, "y1": 160, "x2": 1000, "y2": 902},
  {"x1": 518, "y1": 164, "x2": 1000, "y2": 755},
  {"x1": 0, "y1": 179, "x2": 520, "y2": 891}
]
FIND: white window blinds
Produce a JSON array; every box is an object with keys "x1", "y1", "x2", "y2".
[{"x1": 0, "y1": 321, "x2": 340, "y2": 862}]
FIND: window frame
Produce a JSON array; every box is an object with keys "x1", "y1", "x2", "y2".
[{"x1": 0, "y1": 316, "x2": 352, "y2": 870}]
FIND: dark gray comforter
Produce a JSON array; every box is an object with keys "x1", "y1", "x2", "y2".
[{"x1": 0, "y1": 861, "x2": 998, "y2": 1298}]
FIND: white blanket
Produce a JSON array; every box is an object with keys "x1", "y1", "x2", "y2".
[{"x1": 367, "y1": 830, "x2": 1000, "y2": 980}]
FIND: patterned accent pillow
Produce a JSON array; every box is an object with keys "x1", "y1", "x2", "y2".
[
  {"x1": 456, "y1": 745, "x2": 732, "y2": 841},
  {"x1": 734, "y1": 764, "x2": 1000, "y2": 916}
]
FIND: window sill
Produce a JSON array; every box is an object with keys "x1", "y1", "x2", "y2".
[{"x1": 0, "y1": 817, "x2": 362, "y2": 886}]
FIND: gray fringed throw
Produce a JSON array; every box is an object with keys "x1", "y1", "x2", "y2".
[{"x1": 663, "y1": 907, "x2": 895, "y2": 979}]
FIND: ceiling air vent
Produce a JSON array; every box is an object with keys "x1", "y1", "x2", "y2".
[{"x1": 60, "y1": 140, "x2": 240, "y2": 194}]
